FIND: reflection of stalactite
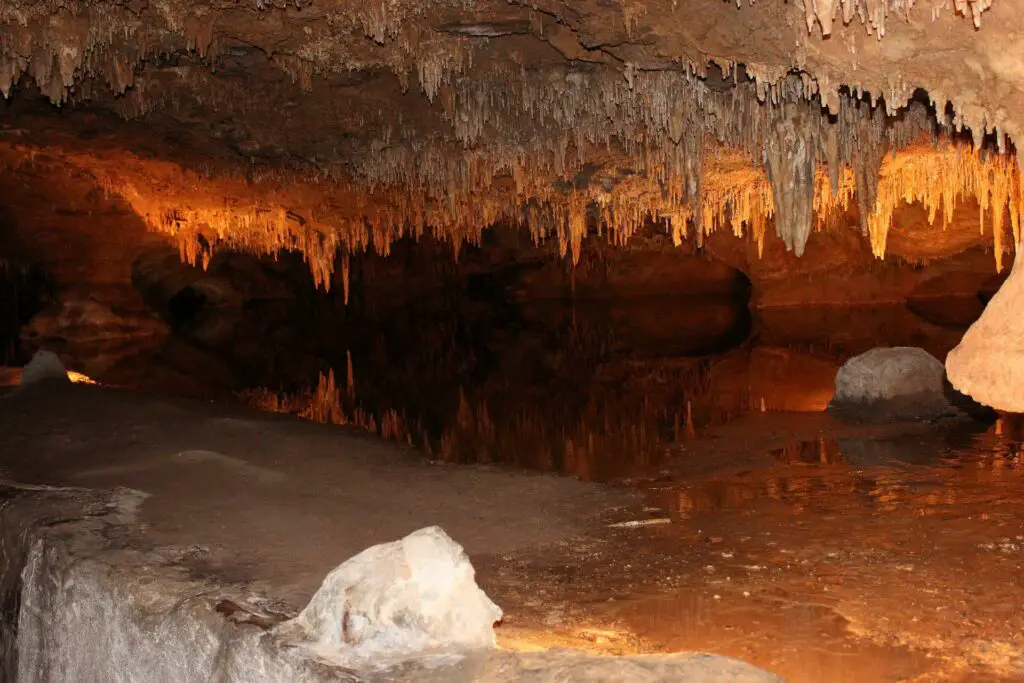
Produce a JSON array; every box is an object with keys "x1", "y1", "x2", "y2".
[{"x1": 341, "y1": 253, "x2": 350, "y2": 305}]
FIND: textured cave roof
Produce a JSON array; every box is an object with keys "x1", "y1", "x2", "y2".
[{"x1": 0, "y1": 0, "x2": 1020, "y2": 286}]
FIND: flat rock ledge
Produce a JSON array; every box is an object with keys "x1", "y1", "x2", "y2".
[{"x1": 0, "y1": 483, "x2": 782, "y2": 683}]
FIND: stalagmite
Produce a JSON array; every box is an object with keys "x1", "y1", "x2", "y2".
[{"x1": 947, "y1": 243, "x2": 1024, "y2": 412}]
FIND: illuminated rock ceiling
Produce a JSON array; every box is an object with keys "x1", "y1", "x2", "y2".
[{"x1": 1, "y1": 0, "x2": 1023, "y2": 285}]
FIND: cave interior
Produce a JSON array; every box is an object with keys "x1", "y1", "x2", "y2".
[{"x1": 2, "y1": 0, "x2": 1024, "y2": 680}]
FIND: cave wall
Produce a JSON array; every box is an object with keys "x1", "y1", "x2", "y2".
[{"x1": 0, "y1": 144, "x2": 172, "y2": 377}]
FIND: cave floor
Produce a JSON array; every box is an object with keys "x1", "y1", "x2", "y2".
[{"x1": 2, "y1": 382, "x2": 1023, "y2": 682}]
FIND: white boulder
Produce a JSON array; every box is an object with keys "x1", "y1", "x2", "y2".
[
  {"x1": 20, "y1": 349, "x2": 70, "y2": 386},
  {"x1": 276, "y1": 526, "x2": 502, "y2": 667}
]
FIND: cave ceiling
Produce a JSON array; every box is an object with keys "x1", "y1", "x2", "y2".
[{"x1": 1, "y1": 0, "x2": 1022, "y2": 290}]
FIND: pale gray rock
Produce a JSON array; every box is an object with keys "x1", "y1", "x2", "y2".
[
  {"x1": 20, "y1": 349, "x2": 70, "y2": 386},
  {"x1": 829, "y1": 346, "x2": 956, "y2": 420},
  {"x1": 277, "y1": 526, "x2": 503, "y2": 669}
]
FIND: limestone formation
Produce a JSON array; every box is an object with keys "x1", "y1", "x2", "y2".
[
  {"x1": 276, "y1": 526, "x2": 503, "y2": 668},
  {"x1": 947, "y1": 245, "x2": 1024, "y2": 412},
  {"x1": 829, "y1": 346, "x2": 956, "y2": 420}
]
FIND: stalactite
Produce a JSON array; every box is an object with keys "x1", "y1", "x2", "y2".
[
  {"x1": 800, "y1": 0, "x2": 992, "y2": 39},
  {"x1": 763, "y1": 102, "x2": 817, "y2": 257},
  {"x1": 864, "y1": 143, "x2": 1022, "y2": 269},
  {"x1": 341, "y1": 252, "x2": 351, "y2": 304},
  {"x1": 849, "y1": 103, "x2": 888, "y2": 236}
]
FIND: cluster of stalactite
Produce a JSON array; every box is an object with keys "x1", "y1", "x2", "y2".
[
  {"x1": 5, "y1": 105, "x2": 1020, "y2": 300},
  {"x1": 1, "y1": 0, "x2": 1020, "y2": 287},
  {"x1": 350, "y1": 67, "x2": 1021, "y2": 267},
  {"x1": 797, "y1": 0, "x2": 993, "y2": 37}
]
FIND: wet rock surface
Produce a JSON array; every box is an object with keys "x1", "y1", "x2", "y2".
[{"x1": 376, "y1": 650, "x2": 783, "y2": 682}]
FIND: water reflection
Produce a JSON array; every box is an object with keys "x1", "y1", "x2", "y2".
[
  {"x1": 232, "y1": 295, "x2": 996, "y2": 479},
  {"x1": 767, "y1": 438, "x2": 843, "y2": 464}
]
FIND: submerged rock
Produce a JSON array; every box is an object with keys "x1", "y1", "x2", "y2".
[
  {"x1": 277, "y1": 526, "x2": 502, "y2": 668},
  {"x1": 829, "y1": 346, "x2": 957, "y2": 421},
  {"x1": 20, "y1": 349, "x2": 70, "y2": 386}
]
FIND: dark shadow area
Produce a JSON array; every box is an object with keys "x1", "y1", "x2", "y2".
[
  {"x1": 0, "y1": 262, "x2": 52, "y2": 365},
  {"x1": 0, "y1": 206, "x2": 55, "y2": 365},
  {"x1": 166, "y1": 286, "x2": 208, "y2": 331}
]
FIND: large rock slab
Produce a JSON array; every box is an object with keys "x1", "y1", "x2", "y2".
[
  {"x1": 947, "y1": 246, "x2": 1024, "y2": 412},
  {"x1": 1, "y1": 485, "x2": 782, "y2": 683},
  {"x1": 829, "y1": 346, "x2": 957, "y2": 420}
]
